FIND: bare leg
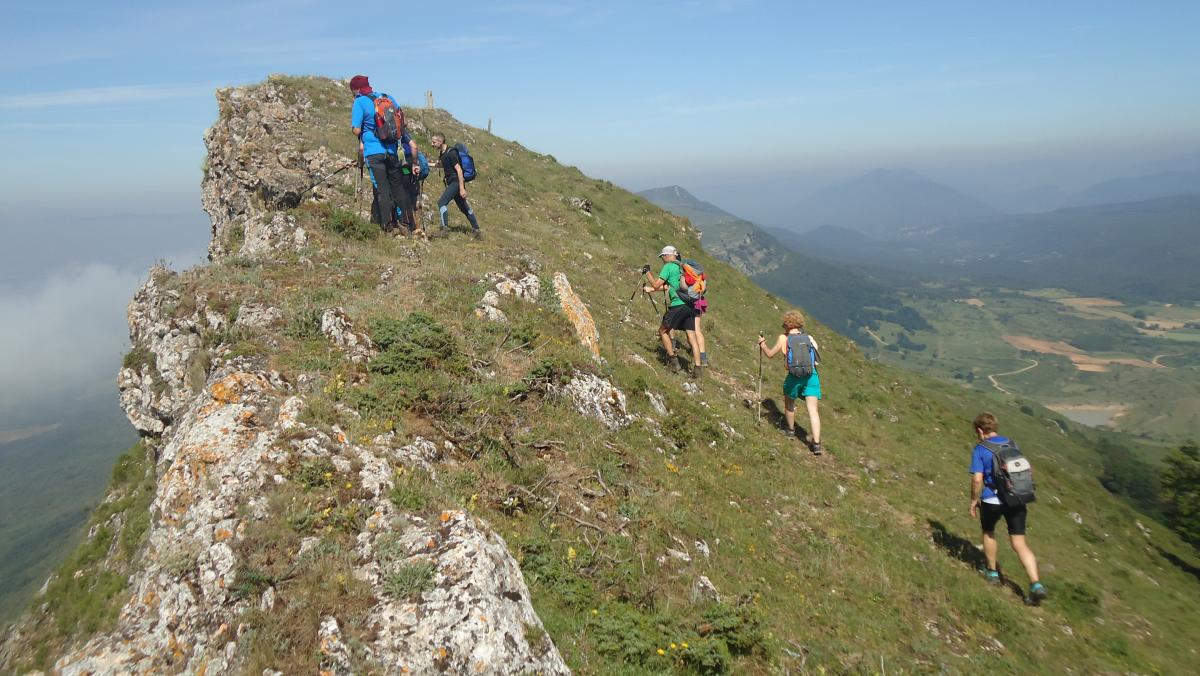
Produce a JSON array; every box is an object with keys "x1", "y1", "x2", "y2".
[
  {"x1": 1009, "y1": 535, "x2": 1040, "y2": 583},
  {"x1": 694, "y1": 317, "x2": 706, "y2": 354},
  {"x1": 805, "y1": 395, "x2": 821, "y2": 443},
  {"x1": 658, "y1": 325, "x2": 675, "y2": 356},
  {"x1": 684, "y1": 329, "x2": 701, "y2": 365},
  {"x1": 783, "y1": 395, "x2": 796, "y2": 431},
  {"x1": 982, "y1": 530, "x2": 999, "y2": 570}
]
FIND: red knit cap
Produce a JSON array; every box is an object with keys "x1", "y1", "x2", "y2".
[{"x1": 349, "y1": 75, "x2": 370, "y2": 93}]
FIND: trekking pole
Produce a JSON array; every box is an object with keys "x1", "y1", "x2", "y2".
[
  {"x1": 645, "y1": 290, "x2": 660, "y2": 314},
  {"x1": 300, "y1": 161, "x2": 356, "y2": 198},
  {"x1": 356, "y1": 157, "x2": 364, "y2": 218},
  {"x1": 756, "y1": 331, "x2": 764, "y2": 426}
]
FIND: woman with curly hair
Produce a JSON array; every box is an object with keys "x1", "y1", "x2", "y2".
[{"x1": 758, "y1": 310, "x2": 823, "y2": 454}]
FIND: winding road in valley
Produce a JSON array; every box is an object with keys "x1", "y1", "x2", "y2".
[
  {"x1": 987, "y1": 358, "x2": 1039, "y2": 395},
  {"x1": 1152, "y1": 353, "x2": 1182, "y2": 367}
]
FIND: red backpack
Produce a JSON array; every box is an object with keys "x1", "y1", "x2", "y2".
[{"x1": 370, "y1": 94, "x2": 405, "y2": 143}]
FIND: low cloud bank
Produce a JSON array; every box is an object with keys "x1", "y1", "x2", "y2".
[{"x1": 0, "y1": 264, "x2": 146, "y2": 413}]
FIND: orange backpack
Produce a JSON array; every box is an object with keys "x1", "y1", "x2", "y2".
[
  {"x1": 675, "y1": 259, "x2": 706, "y2": 304},
  {"x1": 370, "y1": 94, "x2": 405, "y2": 143}
]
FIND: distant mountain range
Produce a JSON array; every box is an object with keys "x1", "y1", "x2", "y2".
[
  {"x1": 788, "y1": 168, "x2": 1000, "y2": 239},
  {"x1": 772, "y1": 193, "x2": 1200, "y2": 302},
  {"x1": 785, "y1": 166, "x2": 1200, "y2": 235},
  {"x1": 1067, "y1": 170, "x2": 1200, "y2": 208},
  {"x1": 638, "y1": 185, "x2": 929, "y2": 343}
]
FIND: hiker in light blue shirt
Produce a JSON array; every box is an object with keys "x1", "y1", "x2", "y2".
[{"x1": 348, "y1": 74, "x2": 412, "y2": 233}]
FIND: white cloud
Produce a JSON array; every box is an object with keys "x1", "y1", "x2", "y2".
[
  {"x1": 0, "y1": 84, "x2": 213, "y2": 110},
  {"x1": 0, "y1": 265, "x2": 144, "y2": 409}
]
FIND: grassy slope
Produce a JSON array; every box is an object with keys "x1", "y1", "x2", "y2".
[
  {"x1": 0, "y1": 392, "x2": 137, "y2": 622},
  {"x1": 19, "y1": 76, "x2": 1200, "y2": 674}
]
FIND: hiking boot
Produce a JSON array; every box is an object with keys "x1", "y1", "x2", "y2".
[
  {"x1": 667, "y1": 356, "x2": 681, "y2": 373},
  {"x1": 984, "y1": 569, "x2": 1002, "y2": 586},
  {"x1": 1029, "y1": 582, "x2": 1048, "y2": 605},
  {"x1": 471, "y1": 229, "x2": 483, "y2": 240},
  {"x1": 811, "y1": 442, "x2": 823, "y2": 456},
  {"x1": 700, "y1": 352, "x2": 709, "y2": 366},
  {"x1": 692, "y1": 365, "x2": 704, "y2": 380}
]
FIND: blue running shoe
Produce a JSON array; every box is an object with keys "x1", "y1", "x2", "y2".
[{"x1": 1029, "y1": 582, "x2": 1048, "y2": 605}]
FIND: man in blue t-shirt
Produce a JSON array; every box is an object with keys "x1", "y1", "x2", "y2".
[
  {"x1": 968, "y1": 411, "x2": 1047, "y2": 603},
  {"x1": 349, "y1": 74, "x2": 412, "y2": 234}
]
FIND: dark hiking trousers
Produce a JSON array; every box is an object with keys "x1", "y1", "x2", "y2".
[
  {"x1": 366, "y1": 153, "x2": 412, "y2": 229},
  {"x1": 437, "y1": 182, "x2": 480, "y2": 232}
]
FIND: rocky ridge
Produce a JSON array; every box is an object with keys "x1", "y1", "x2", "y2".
[{"x1": 2, "y1": 77, "x2": 572, "y2": 675}]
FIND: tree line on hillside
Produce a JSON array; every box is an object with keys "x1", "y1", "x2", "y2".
[{"x1": 1097, "y1": 439, "x2": 1200, "y2": 550}]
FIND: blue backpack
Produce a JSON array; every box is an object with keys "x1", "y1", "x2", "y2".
[
  {"x1": 454, "y1": 143, "x2": 477, "y2": 182},
  {"x1": 786, "y1": 333, "x2": 819, "y2": 378},
  {"x1": 417, "y1": 151, "x2": 430, "y2": 180}
]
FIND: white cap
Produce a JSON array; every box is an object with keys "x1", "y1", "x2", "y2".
[{"x1": 658, "y1": 245, "x2": 679, "y2": 258}]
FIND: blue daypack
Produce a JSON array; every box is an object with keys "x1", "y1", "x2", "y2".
[
  {"x1": 417, "y1": 151, "x2": 430, "y2": 180},
  {"x1": 454, "y1": 143, "x2": 477, "y2": 182}
]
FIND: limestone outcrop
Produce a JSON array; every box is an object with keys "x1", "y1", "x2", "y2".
[
  {"x1": 2, "y1": 77, "x2": 569, "y2": 676},
  {"x1": 202, "y1": 78, "x2": 347, "y2": 261}
]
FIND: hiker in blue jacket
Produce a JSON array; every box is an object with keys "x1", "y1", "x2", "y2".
[
  {"x1": 968, "y1": 411, "x2": 1047, "y2": 603},
  {"x1": 349, "y1": 74, "x2": 412, "y2": 234}
]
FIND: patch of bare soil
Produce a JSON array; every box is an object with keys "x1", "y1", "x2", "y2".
[{"x1": 1002, "y1": 335, "x2": 1159, "y2": 372}]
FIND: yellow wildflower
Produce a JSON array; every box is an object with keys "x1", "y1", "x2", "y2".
[
  {"x1": 567, "y1": 546, "x2": 577, "y2": 563},
  {"x1": 670, "y1": 643, "x2": 677, "y2": 650},
  {"x1": 656, "y1": 648, "x2": 665, "y2": 656}
]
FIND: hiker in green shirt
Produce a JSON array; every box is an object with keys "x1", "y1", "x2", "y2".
[{"x1": 643, "y1": 245, "x2": 702, "y2": 377}]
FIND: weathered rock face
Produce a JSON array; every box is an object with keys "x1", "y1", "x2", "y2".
[
  {"x1": 320, "y1": 307, "x2": 377, "y2": 364},
  {"x1": 554, "y1": 371, "x2": 631, "y2": 430},
  {"x1": 552, "y1": 272, "x2": 601, "y2": 362},
  {"x1": 4, "y1": 78, "x2": 571, "y2": 676},
  {"x1": 474, "y1": 271, "x2": 543, "y2": 323},
  {"x1": 202, "y1": 78, "x2": 348, "y2": 261},
  {"x1": 119, "y1": 265, "x2": 209, "y2": 435}
]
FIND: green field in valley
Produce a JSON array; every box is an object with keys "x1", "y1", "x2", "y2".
[{"x1": 864, "y1": 287, "x2": 1200, "y2": 446}]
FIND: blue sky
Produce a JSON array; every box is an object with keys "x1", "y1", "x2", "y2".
[
  {"x1": 3, "y1": 0, "x2": 1199, "y2": 213},
  {"x1": 1, "y1": 0, "x2": 1198, "y2": 412}
]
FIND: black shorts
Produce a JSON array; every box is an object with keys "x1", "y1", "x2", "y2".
[
  {"x1": 979, "y1": 502, "x2": 1028, "y2": 536},
  {"x1": 661, "y1": 304, "x2": 696, "y2": 331}
]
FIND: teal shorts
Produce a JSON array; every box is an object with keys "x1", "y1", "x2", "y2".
[{"x1": 783, "y1": 371, "x2": 821, "y2": 400}]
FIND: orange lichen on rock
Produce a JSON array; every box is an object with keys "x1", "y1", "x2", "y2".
[
  {"x1": 209, "y1": 372, "x2": 269, "y2": 404},
  {"x1": 553, "y1": 272, "x2": 601, "y2": 361}
]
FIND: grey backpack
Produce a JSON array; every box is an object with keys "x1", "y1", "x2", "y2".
[
  {"x1": 786, "y1": 333, "x2": 819, "y2": 378},
  {"x1": 981, "y1": 438, "x2": 1037, "y2": 506}
]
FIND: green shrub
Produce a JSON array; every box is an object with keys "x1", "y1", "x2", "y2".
[
  {"x1": 683, "y1": 637, "x2": 733, "y2": 674},
  {"x1": 370, "y1": 313, "x2": 462, "y2": 374},
  {"x1": 122, "y1": 346, "x2": 155, "y2": 371},
  {"x1": 701, "y1": 602, "x2": 765, "y2": 656},
  {"x1": 323, "y1": 206, "x2": 377, "y2": 240}
]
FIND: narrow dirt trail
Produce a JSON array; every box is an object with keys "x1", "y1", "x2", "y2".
[
  {"x1": 987, "y1": 358, "x2": 1039, "y2": 395},
  {"x1": 1152, "y1": 353, "x2": 1182, "y2": 367}
]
